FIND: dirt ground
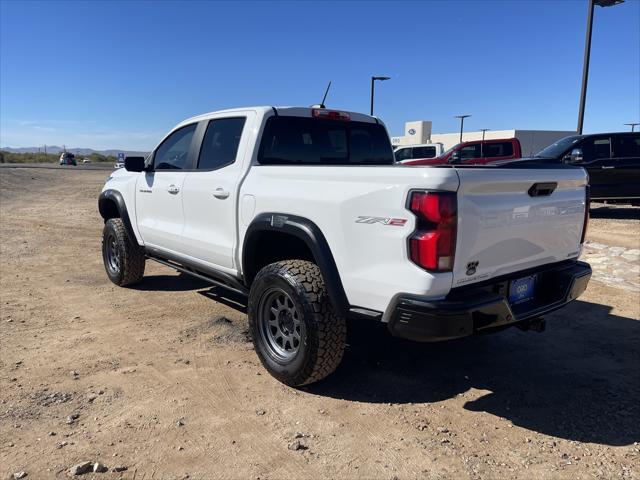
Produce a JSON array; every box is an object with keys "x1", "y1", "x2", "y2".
[
  {"x1": 1, "y1": 168, "x2": 639, "y2": 480},
  {"x1": 588, "y1": 203, "x2": 640, "y2": 250}
]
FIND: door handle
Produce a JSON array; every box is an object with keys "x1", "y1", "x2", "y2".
[
  {"x1": 167, "y1": 184, "x2": 180, "y2": 194},
  {"x1": 601, "y1": 166, "x2": 615, "y2": 169},
  {"x1": 213, "y1": 188, "x2": 230, "y2": 199}
]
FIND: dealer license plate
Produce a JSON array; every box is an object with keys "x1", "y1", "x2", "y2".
[{"x1": 509, "y1": 275, "x2": 536, "y2": 304}]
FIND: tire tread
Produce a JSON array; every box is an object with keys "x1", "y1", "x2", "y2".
[
  {"x1": 248, "y1": 259, "x2": 346, "y2": 386},
  {"x1": 103, "y1": 218, "x2": 145, "y2": 286}
]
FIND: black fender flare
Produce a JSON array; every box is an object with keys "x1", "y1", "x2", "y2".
[
  {"x1": 98, "y1": 189, "x2": 138, "y2": 244},
  {"x1": 242, "y1": 213, "x2": 349, "y2": 315}
]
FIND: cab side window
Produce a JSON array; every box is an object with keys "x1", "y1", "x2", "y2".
[
  {"x1": 484, "y1": 142, "x2": 514, "y2": 158},
  {"x1": 412, "y1": 146, "x2": 437, "y2": 159},
  {"x1": 197, "y1": 117, "x2": 247, "y2": 170},
  {"x1": 154, "y1": 124, "x2": 197, "y2": 170},
  {"x1": 612, "y1": 135, "x2": 640, "y2": 158},
  {"x1": 459, "y1": 144, "x2": 481, "y2": 161},
  {"x1": 394, "y1": 147, "x2": 412, "y2": 162},
  {"x1": 581, "y1": 137, "x2": 611, "y2": 162}
]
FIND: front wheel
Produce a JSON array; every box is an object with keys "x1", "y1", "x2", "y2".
[
  {"x1": 102, "y1": 218, "x2": 145, "y2": 286},
  {"x1": 248, "y1": 260, "x2": 346, "y2": 386}
]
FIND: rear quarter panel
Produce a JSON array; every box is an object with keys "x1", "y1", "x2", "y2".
[{"x1": 239, "y1": 166, "x2": 460, "y2": 313}]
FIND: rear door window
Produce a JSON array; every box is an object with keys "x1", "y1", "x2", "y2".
[
  {"x1": 197, "y1": 117, "x2": 246, "y2": 170},
  {"x1": 483, "y1": 142, "x2": 514, "y2": 158},
  {"x1": 412, "y1": 146, "x2": 437, "y2": 159},
  {"x1": 258, "y1": 116, "x2": 394, "y2": 165},
  {"x1": 612, "y1": 134, "x2": 640, "y2": 158}
]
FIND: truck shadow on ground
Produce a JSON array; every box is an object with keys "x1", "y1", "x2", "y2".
[
  {"x1": 590, "y1": 205, "x2": 640, "y2": 220},
  {"x1": 306, "y1": 299, "x2": 640, "y2": 447},
  {"x1": 130, "y1": 273, "x2": 210, "y2": 292},
  {"x1": 132, "y1": 276, "x2": 247, "y2": 314},
  {"x1": 150, "y1": 280, "x2": 639, "y2": 447}
]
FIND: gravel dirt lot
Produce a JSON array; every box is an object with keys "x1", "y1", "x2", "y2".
[{"x1": 1, "y1": 168, "x2": 639, "y2": 480}]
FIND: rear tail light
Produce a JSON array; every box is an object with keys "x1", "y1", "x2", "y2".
[
  {"x1": 408, "y1": 191, "x2": 457, "y2": 271},
  {"x1": 580, "y1": 185, "x2": 590, "y2": 244},
  {"x1": 311, "y1": 109, "x2": 351, "y2": 121}
]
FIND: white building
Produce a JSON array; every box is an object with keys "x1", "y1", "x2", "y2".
[
  {"x1": 391, "y1": 121, "x2": 433, "y2": 146},
  {"x1": 391, "y1": 121, "x2": 576, "y2": 157}
]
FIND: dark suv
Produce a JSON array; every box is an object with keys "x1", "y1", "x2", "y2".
[
  {"x1": 59, "y1": 152, "x2": 77, "y2": 166},
  {"x1": 525, "y1": 132, "x2": 640, "y2": 204}
]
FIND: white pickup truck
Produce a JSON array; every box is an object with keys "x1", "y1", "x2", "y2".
[{"x1": 99, "y1": 106, "x2": 591, "y2": 386}]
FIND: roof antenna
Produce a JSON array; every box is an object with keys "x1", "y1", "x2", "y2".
[{"x1": 311, "y1": 81, "x2": 331, "y2": 108}]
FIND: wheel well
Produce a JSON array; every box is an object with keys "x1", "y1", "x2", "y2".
[
  {"x1": 99, "y1": 198, "x2": 120, "y2": 221},
  {"x1": 242, "y1": 214, "x2": 350, "y2": 315},
  {"x1": 243, "y1": 231, "x2": 314, "y2": 285}
]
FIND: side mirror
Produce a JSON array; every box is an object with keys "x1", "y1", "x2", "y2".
[
  {"x1": 124, "y1": 156, "x2": 145, "y2": 172},
  {"x1": 565, "y1": 148, "x2": 583, "y2": 164},
  {"x1": 450, "y1": 151, "x2": 461, "y2": 164}
]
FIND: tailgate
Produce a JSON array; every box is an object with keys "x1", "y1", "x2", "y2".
[{"x1": 453, "y1": 167, "x2": 588, "y2": 287}]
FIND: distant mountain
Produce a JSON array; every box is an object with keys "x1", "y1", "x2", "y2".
[{"x1": 0, "y1": 146, "x2": 149, "y2": 157}]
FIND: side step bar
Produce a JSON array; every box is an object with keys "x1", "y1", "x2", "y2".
[{"x1": 146, "y1": 254, "x2": 249, "y2": 297}]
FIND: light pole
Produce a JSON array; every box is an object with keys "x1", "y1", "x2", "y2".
[
  {"x1": 577, "y1": 0, "x2": 625, "y2": 134},
  {"x1": 370, "y1": 76, "x2": 390, "y2": 116},
  {"x1": 624, "y1": 123, "x2": 639, "y2": 132},
  {"x1": 454, "y1": 115, "x2": 471, "y2": 143},
  {"x1": 479, "y1": 129, "x2": 490, "y2": 157}
]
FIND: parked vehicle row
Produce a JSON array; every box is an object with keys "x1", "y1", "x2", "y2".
[
  {"x1": 397, "y1": 132, "x2": 640, "y2": 204},
  {"x1": 99, "y1": 106, "x2": 591, "y2": 386},
  {"x1": 526, "y1": 132, "x2": 640, "y2": 204},
  {"x1": 400, "y1": 138, "x2": 522, "y2": 166}
]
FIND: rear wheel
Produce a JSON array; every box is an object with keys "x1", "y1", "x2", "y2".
[
  {"x1": 102, "y1": 218, "x2": 145, "y2": 286},
  {"x1": 248, "y1": 260, "x2": 346, "y2": 386}
]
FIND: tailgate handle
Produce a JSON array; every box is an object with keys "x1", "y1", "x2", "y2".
[{"x1": 528, "y1": 182, "x2": 557, "y2": 197}]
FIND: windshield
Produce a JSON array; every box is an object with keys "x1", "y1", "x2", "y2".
[
  {"x1": 535, "y1": 135, "x2": 581, "y2": 158},
  {"x1": 258, "y1": 116, "x2": 394, "y2": 165}
]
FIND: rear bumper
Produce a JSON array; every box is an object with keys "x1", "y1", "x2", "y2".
[{"x1": 387, "y1": 261, "x2": 591, "y2": 342}]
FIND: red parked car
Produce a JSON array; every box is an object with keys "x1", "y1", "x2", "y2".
[{"x1": 403, "y1": 138, "x2": 522, "y2": 166}]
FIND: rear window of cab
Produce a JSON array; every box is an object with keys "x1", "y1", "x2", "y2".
[{"x1": 257, "y1": 116, "x2": 394, "y2": 166}]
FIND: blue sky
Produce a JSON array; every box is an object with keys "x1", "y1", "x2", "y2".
[{"x1": 1, "y1": 0, "x2": 638, "y2": 150}]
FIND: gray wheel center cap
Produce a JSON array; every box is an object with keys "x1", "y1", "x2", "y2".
[{"x1": 279, "y1": 311, "x2": 294, "y2": 334}]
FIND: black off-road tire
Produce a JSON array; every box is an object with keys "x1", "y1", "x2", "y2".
[
  {"x1": 248, "y1": 260, "x2": 347, "y2": 386},
  {"x1": 102, "y1": 218, "x2": 145, "y2": 287}
]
